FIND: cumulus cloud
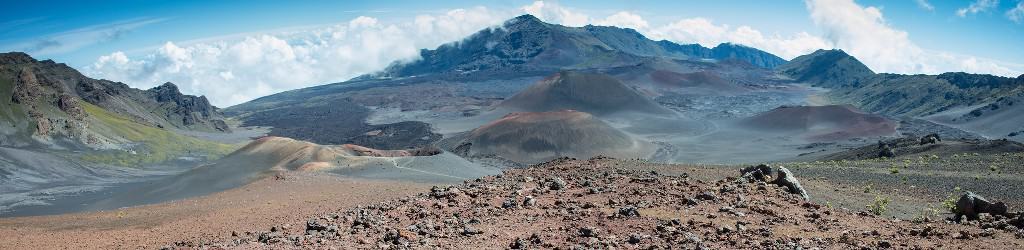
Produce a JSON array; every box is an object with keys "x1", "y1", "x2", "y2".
[
  {"x1": 87, "y1": 7, "x2": 511, "y2": 106},
  {"x1": 643, "y1": 17, "x2": 831, "y2": 59},
  {"x1": 1008, "y1": 1, "x2": 1024, "y2": 23},
  {"x1": 915, "y1": 0, "x2": 935, "y2": 11},
  {"x1": 806, "y1": 0, "x2": 1022, "y2": 76},
  {"x1": 595, "y1": 11, "x2": 649, "y2": 30},
  {"x1": 521, "y1": 1, "x2": 589, "y2": 27},
  {"x1": 542, "y1": 7, "x2": 830, "y2": 59},
  {"x1": 957, "y1": 0, "x2": 1000, "y2": 17}
]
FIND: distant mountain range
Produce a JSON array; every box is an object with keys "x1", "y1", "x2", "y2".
[
  {"x1": 227, "y1": 15, "x2": 788, "y2": 146},
  {"x1": 778, "y1": 49, "x2": 1024, "y2": 139},
  {"x1": 368, "y1": 14, "x2": 785, "y2": 79}
]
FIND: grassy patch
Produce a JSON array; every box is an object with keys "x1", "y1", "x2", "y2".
[
  {"x1": 80, "y1": 102, "x2": 239, "y2": 166},
  {"x1": 0, "y1": 76, "x2": 27, "y2": 125}
]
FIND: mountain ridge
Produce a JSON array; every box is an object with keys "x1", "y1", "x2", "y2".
[{"x1": 364, "y1": 14, "x2": 785, "y2": 80}]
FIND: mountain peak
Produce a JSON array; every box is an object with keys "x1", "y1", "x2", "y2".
[
  {"x1": 0, "y1": 51, "x2": 37, "y2": 65},
  {"x1": 503, "y1": 14, "x2": 551, "y2": 31},
  {"x1": 776, "y1": 48, "x2": 874, "y2": 86},
  {"x1": 154, "y1": 82, "x2": 180, "y2": 90},
  {"x1": 511, "y1": 14, "x2": 541, "y2": 23}
]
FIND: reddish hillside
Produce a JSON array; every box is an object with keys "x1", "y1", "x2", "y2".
[
  {"x1": 741, "y1": 105, "x2": 897, "y2": 141},
  {"x1": 499, "y1": 71, "x2": 672, "y2": 115}
]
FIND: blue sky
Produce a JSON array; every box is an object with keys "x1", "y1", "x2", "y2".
[{"x1": 2, "y1": 0, "x2": 1023, "y2": 106}]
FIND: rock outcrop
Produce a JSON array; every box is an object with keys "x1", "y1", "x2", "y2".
[
  {"x1": 955, "y1": 192, "x2": 1009, "y2": 219},
  {"x1": 771, "y1": 167, "x2": 810, "y2": 200}
]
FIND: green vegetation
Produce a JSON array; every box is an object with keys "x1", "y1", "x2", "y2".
[
  {"x1": 913, "y1": 204, "x2": 942, "y2": 223},
  {"x1": 866, "y1": 195, "x2": 890, "y2": 216},
  {"x1": 79, "y1": 102, "x2": 239, "y2": 166},
  {"x1": 942, "y1": 187, "x2": 962, "y2": 214}
]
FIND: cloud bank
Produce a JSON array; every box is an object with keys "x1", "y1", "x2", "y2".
[
  {"x1": 88, "y1": 8, "x2": 512, "y2": 106},
  {"x1": 806, "y1": 0, "x2": 1021, "y2": 76},
  {"x1": 86, "y1": 1, "x2": 1023, "y2": 107}
]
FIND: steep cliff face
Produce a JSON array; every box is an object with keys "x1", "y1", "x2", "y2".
[
  {"x1": 1, "y1": 52, "x2": 230, "y2": 134},
  {"x1": 145, "y1": 82, "x2": 230, "y2": 131}
]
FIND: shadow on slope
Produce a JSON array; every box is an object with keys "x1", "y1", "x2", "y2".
[{"x1": 449, "y1": 110, "x2": 655, "y2": 164}]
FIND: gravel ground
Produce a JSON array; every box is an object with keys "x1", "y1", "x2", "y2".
[
  {"x1": 202, "y1": 157, "x2": 1024, "y2": 249},
  {"x1": 0, "y1": 172, "x2": 438, "y2": 249}
]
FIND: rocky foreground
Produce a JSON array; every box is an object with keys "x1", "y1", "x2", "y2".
[{"x1": 195, "y1": 157, "x2": 1024, "y2": 249}]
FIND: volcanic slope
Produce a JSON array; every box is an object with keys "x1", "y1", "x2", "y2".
[
  {"x1": 450, "y1": 110, "x2": 652, "y2": 164},
  {"x1": 739, "y1": 105, "x2": 897, "y2": 142},
  {"x1": 224, "y1": 15, "x2": 784, "y2": 148},
  {"x1": 924, "y1": 93, "x2": 1024, "y2": 142},
  {"x1": 18, "y1": 136, "x2": 497, "y2": 216},
  {"x1": 0, "y1": 52, "x2": 240, "y2": 215},
  {"x1": 498, "y1": 71, "x2": 672, "y2": 115},
  {"x1": 777, "y1": 49, "x2": 1024, "y2": 141}
]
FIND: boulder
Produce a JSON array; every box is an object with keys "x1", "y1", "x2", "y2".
[
  {"x1": 879, "y1": 145, "x2": 896, "y2": 158},
  {"x1": 740, "y1": 164, "x2": 773, "y2": 182},
  {"x1": 771, "y1": 167, "x2": 810, "y2": 200},
  {"x1": 955, "y1": 192, "x2": 1008, "y2": 219},
  {"x1": 919, "y1": 133, "x2": 941, "y2": 145}
]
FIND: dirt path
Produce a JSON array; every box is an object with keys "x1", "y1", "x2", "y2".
[{"x1": 0, "y1": 172, "x2": 438, "y2": 249}]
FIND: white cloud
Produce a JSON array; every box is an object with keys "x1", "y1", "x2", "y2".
[
  {"x1": 1008, "y1": 1, "x2": 1024, "y2": 23},
  {"x1": 957, "y1": 0, "x2": 1000, "y2": 17},
  {"x1": 520, "y1": 1, "x2": 590, "y2": 27},
  {"x1": 87, "y1": 8, "x2": 511, "y2": 107},
  {"x1": 1, "y1": 18, "x2": 165, "y2": 56},
  {"x1": 643, "y1": 17, "x2": 831, "y2": 59},
  {"x1": 595, "y1": 11, "x2": 649, "y2": 30},
  {"x1": 806, "y1": 0, "x2": 1022, "y2": 76},
  {"x1": 915, "y1": 0, "x2": 935, "y2": 11}
]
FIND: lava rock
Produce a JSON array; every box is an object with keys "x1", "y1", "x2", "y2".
[
  {"x1": 618, "y1": 206, "x2": 641, "y2": 217},
  {"x1": 549, "y1": 177, "x2": 567, "y2": 190},
  {"x1": 955, "y1": 191, "x2": 1009, "y2": 219},
  {"x1": 771, "y1": 167, "x2": 810, "y2": 200},
  {"x1": 740, "y1": 164, "x2": 773, "y2": 182}
]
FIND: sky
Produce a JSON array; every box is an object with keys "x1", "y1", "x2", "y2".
[{"x1": 2, "y1": 0, "x2": 1023, "y2": 107}]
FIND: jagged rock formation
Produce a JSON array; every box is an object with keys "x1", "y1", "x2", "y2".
[
  {"x1": 0, "y1": 52, "x2": 231, "y2": 139},
  {"x1": 145, "y1": 82, "x2": 230, "y2": 131}
]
